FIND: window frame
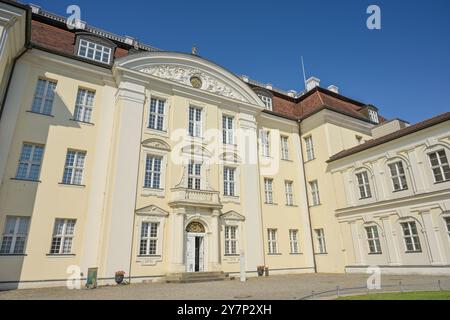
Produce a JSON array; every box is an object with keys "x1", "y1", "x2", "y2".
[
  {"x1": 281, "y1": 135, "x2": 289, "y2": 160},
  {"x1": 187, "y1": 160, "x2": 202, "y2": 190},
  {"x1": 139, "y1": 222, "x2": 159, "y2": 256},
  {"x1": 258, "y1": 94, "x2": 273, "y2": 111},
  {"x1": 365, "y1": 225, "x2": 382, "y2": 254},
  {"x1": 428, "y1": 149, "x2": 450, "y2": 184},
  {"x1": 309, "y1": 180, "x2": 320, "y2": 206},
  {"x1": 368, "y1": 109, "x2": 379, "y2": 124},
  {"x1": 188, "y1": 106, "x2": 203, "y2": 138},
  {"x1": 224, "y1": 226, "x2": 238, "y2": 256},
  {"x1": 356, "y1": 171, "x2": 372, "y2": 199},
  {"x1": 400, "y1": 221, "x2": 422, "y2": 253},
  {"x1": 267, "y1": 229, "x2": 278, "y2": 254},
  {"x1": 223, "y1": 166, "x2": 236, "y2": 197},
  {"x1": 260, "y1": 130, "x2": 271, "y2": 157},
  {"x1": 0, "y1": 216, "x2": 30, "y2": 255},
  {"x1": 144, "y1": 155, "x2": 163, "y2": 189},
  {"x1": 285, "y1": 180, "x2": 294, "y2": 206},
  {"x1": 264, "y1": 178, "x2": 274, "y2": 204},
  {"x1": 445, "y1": 217, "x2": 450, "y2": 240},
  {"x1": 73, "y1": 88, "x2": 95, "y2": 124},
  {"x1": 315, "y1": 228, "x2": 327, "y2": 254},
  {"x1": 222, "y1": 115, "x2": 234, "y2": 145},
  {"x1": 77, "y1": 38, "x2": 112, "y2": 64},
  {"x1": 388, "y1": 161, "x2": 409, "y2": 192},
  {"x1": 15, "y1": 143, "x2": 44, "y2": 181},
  {"x1": 304, "y1": 136, "x2": 315, "y2": 161},
  {"x1": 50, "y1": 219, "x2": 76, "y2": 255},
  {"x1": 62, "y1": 150, "x2": 86, "y2": 186},
  {"x1": 289, "y1": 229, "x2": 300, "y2": 254},
  {"x1": 31, "y1": 78, "x2": 57, "y2": 116},
  {"x1": 148, "y1": 97, "x2": 166, "y2": 131}
]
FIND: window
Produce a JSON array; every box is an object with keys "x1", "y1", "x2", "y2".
[
  {"x1": 31, "y1": 79, "x2": 57, "y2": 115},
  {"x1": 389, "y1": 161, "x2": 408, "y2": 191},
  {"x1": 188, "y1": 106, "x2": 202, "y2": 138},
  {"x1": 148, "y1": 98, "x2": 165, "y2": 131},
  {"x1": 428, "y1": 150, "x2": 450, "y2": 183},
  {"x1": 258, "y1": 95, "x2": 273, "y2": 111},
  {"x1": 315, "y1": 228, "x2": 326, "y2": 254},
  {"x1": 356, "y1": 171, "x2": 372, "y2": 199},
  {"x1": 401, "y1": 221, "x2": 422, "y2": 252},
  {"x1": 224, "y1": 167, "x2": 236, "y2": 197},
  {"x1": 77, "y1": 39, "x2": 112, "y2": 64},
  {"x1": 222, "y1": 115, "x2": 234, "y2": 145},
  {"x1": 62, "y1": 150, "x2": 86, "y2": 185},
  {"x1": 188, "y1": 161, "x2": 202, "y2": 190},
  {"x1": 144, "y1": 155, "x2": 162, "y2": 189},
  {"x1": 289, "y1": 229, "x2": 299, "y2": 254},
  {"x1": 285, "y1": 181, "x2": 294, "y2": 206},
  {"x1": 368, "y1": 109, "x2": 379, "y2": 123},
  {"x1": 281, "y1": 136, "x2": 289, "y2": 160},
  {"x1": 74, "y1": 88, "x2": 95, "y2": 123},
  {"x1": 139, "y1": 222, "x2": 158, "y2": 256},
  {"x1": 225, "y1": 226, "x2": 238, "y2": 255},
  {"x1": 16, "y1": 143, "x2": 44, "y2": 181},
  {"x1": 445, "y1": 217, "x2": 450, "y2": 239},
  {"x1": 50, "y1": 219, "x2": 76, "y2": 255},
  {"x1": 264, "y1": 178, "x2": 274, "y2": 204},
  {"x1": 261, "y1": 130, "x2": 270, "y2": 157},
  {"x1": 0, "y1": 217, "x2": 30, "y2": 255},
  {"x1": 304, "y1": 136, "x2": 315, "y2": 161},
  {"x1": 365, "y1": 225, "x2": 382, "y2": 254},
  {"x1": 267, "y1": 229, "x2": 278, "y2": 254},
  {"x1": 309, "y1": 180, "x2": 320, "y2": 206},
  {"x1": 0, "y1": 28, "x2": 7, "y2": 56}
]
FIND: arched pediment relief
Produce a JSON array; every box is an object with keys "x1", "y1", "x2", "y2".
[
  {"x1": 180, "y1": 144, "x2": 213, "y2": 159},
  {"x1": 142, "y1": 138, "x2": 171, "y2": 151},
  {"x1": 140, "y1": 65, "x2": 247, "y2": 102},
  {"x1": 136, "y1": 205, "x2": 169, "y2": 217},
  {"x1": 220, "y1": 210, "x2": 245, "y2": 221},
  {"x1": 115, "y1": 52, "x2": 266, "y2": 107},
  {"x1": 185, "y1": 221, "x2": 206, "y2": 233},
  {"x1": 219, "y1": 152, "x2": 242, "y2": 164}
]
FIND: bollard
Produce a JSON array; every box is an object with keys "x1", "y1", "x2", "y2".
[
  {"x1": 438, "y1": 280, "x2": 442, "y2": 291},
  {"x1": 311, "y1": 290, "x2": 315, "y2": 300},
  {"x1": 399, "y1": 281, "x2": 403, "y2": 293},
  {"x1": 337, "y1": 286, "x2": 340, "y2": 298}
]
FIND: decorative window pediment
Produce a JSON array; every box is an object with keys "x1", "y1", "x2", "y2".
[
  {"x1": 136, "y1": 205, "x2": 169, "y2": 217},
  {"x1": 220, "y1": 210, "x2": 245, "y2": 222},
  {"x1": 142, "y1": 138, "x2": 171, "y2": 152},
  {"x1": 219, "y1": 152, "x2": 241, "y2": 164}
]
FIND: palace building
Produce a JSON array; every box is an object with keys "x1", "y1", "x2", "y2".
[{"x1": 0, "y1": 1, "x2": 449, "y2": 289}]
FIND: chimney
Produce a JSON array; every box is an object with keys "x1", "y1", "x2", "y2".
[
  {"x1": 29, "y1": 3, "x2": 41, "y2": 14},
  {"x1": 306, "y1": 77, "x2": 320, "y2": 91},
  {"x1": 288, "y1": 90, "x2": 297, "y2": 97},
  {"x1": 327, "y1": 85, "x2": 339, "y2": 94},
  {"x1": 265, "y1": 84, "x2": 273, "y2": 90},
  {"x1": 372, "y1": 119, "x2": 410, "y2": 139}
]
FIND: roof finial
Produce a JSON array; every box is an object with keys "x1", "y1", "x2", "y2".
[{"x1": 192, "y1": 44, "x2": 199, "y2": 55}]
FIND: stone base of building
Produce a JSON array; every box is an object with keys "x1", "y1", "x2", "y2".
[{"x1": 346, "y1": 265, "x2": 450, "y2": 276}]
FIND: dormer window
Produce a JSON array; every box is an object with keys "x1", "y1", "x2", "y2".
[
  {"x1": 78, "y1": 39, "x2": 112, "y2": 64},
  {"x1": 75, "y1": 34, "x2": 116, "y2": 65},
  {"x1": 368, "y1": 109, "x2": 379, "y2": 124},
  {"x1": 258, "y1": 95, "x2": 273, "y2": 110}
]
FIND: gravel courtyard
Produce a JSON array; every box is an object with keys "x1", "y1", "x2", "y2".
[{"x1": 1, "y1": 273, "x2": 450, "y2": 300}]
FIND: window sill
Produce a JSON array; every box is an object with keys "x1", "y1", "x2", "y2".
[
  {"x1": 264, "y1": 202, "x2": 278, "y2": 206},
  {"x1": 0, "y1": 254, "x2": 27, "y2": 257},
  {"x1": 315, "y1": 253, "x2": 328, "y2": 255},
  {"x1": 46, "y1": 254, "x2": 76, "y2": 257},
  {"x1": 289, "y1": 252, "x2": 303, "y2": 255},
  {"x1": 224, "y1": 254, "x2": 240, "y2": 257},
  {"x1": 281, "y1": 158, "x2": 292, "y2": 162},
  {"x1": 69, "y1": 119, "x2": 95, "y2": 126},
  {"x1": 267, "y1": 253, "x2": 282, "y2": 256},
  {"x1": 304, "y1": 158, "x2": 316, "y2": 164},
  {"x1": 368, "y1": 252, "x2": 383, "y2": 255},
  {"x1": 309, "y1": 203, "x2": 322, "y2": 208},
  {"x1": 285, "y1": 204, "x2": 298, "y2": 207},
  {"x1": 359, "y1": 197, "x2": 372, "y2": 200},
  {"x1": 58, "y1": 183, "x2": 86, "y2": 188},
  {"x1": 434, "y1": 180, "x2": 450, "y2": 185},
  {"x1": 137, "y1": 255, "x2": 161, "y2": 258},
  {"x1": 145, "y1": 128, "x2": 168, "y2": 136},
  {"x1": 11, "y1": 178, "x2": 41, "y2": 183},
  {"x1": 405, "y1": 250, "x2": 422, "y2": 254},
  {"x1": 26, "y1": 110, "x2": 54, "y2": 117},
  {"x1": 393, "y1": 188, "x2": 409, "y2": 193}
]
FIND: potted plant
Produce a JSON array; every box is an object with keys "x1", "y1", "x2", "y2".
[
  {"x1": 115, "y1": 271, "x2": 125, "y2": 284},
  {"x1": 257, "y1": 266, "x2": 265, "y2": 277}
]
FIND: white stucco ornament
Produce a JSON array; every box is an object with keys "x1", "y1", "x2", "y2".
[{"x1": 139, "y1": 64, "x2": 246, "y2": 102}]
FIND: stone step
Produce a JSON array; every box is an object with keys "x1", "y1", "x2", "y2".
[{"x1": 165, "y1": 272, "x2": 231, "y2": 284}]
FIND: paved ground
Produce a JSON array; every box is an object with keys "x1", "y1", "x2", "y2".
[{"x1": 1, "y1": 273, "x2": 450, "y2": 300}]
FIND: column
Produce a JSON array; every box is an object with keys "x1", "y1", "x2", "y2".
[
  {"x1": 210, "y1": 209, "x2": 221, "y2": 271},
  {"x1": 419, "y1": 209, "x2": 445, "y2": 265},
  {"x1": 380, "y1": 216, "x2": 402, "y2": 265},
  {"x1": 168, "y1": 207, "x2": 186, "y2": 273},
  {"x1": 238, "y1": 112, "x2": 265, "y2": 272},
  {"x1": 103, "y1": 80, "x2": 146, "y2": 279},
  {"x1": 350, "y1": 221, "x2": 366, "y2": 265}
]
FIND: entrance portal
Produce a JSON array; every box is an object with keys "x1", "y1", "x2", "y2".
[{"x1": 186, "y1": 222, "x2": 206, "y2": 273}]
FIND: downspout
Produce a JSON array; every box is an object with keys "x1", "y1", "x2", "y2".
[{"x1": 298, "y1": 119, "x2": 318, "y2": 273}]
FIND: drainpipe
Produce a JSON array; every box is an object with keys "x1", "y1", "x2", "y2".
[{"x1": 298, "y1": 119, "x2": 318, "y2": 273}]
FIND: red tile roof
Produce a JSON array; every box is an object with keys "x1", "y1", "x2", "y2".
[{"x1": 328, "y1": 111, "x2": 450, "y2": 162}]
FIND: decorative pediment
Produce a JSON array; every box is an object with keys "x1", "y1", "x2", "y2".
[
  {"x1": 181, "y1": 144, "x2": 212, "y2": 158},
  {"x1": 142, "y1": 138, "x2": 171, "y2": 151},
  {"x1": 136, "y1": 205, "x2": 169, "y2": 217},
  {"x1": 139, "y1": 64, "x2": 246, "y2": 102},
  {"x1": 220, "y1": 210, "x2": 245, "y2": 221}
]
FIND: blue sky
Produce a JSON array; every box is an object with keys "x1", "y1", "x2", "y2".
[{"x1": 32, "y1": 0, "x2": 449, "y2": 123}]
